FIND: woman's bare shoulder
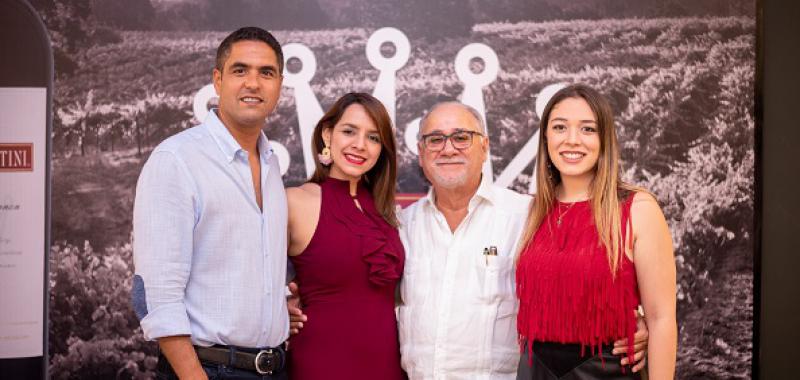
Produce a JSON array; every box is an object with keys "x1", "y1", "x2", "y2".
[
  {"x1": 630, "y1": 191, "x2": 660, "y2": 211},
  {"x1": 630, "y1": 190, "x2": 667, "y2": 228},
  {"x1": 287, "y1": 182, "x2": 321, "y2": 202}
]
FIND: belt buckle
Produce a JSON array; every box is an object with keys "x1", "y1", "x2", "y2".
[{"x1": 254, "y1": 348, "x2": 276, "y2": 375}]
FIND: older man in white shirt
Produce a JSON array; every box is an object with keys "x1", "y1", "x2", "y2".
[{"x1": 397, "y1": 102, "x2": 529, "y2": 379}]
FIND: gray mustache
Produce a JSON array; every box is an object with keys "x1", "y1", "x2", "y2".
[{"x1": 433, "y1": 159, "x2": 467, "y2": 165}]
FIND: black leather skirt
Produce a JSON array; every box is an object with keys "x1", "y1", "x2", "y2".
[{"x1": 517, "y1": 341, "x2": 643, "y2": 380}]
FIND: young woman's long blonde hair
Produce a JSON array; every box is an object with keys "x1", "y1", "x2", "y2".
[{"x1": 516, "y1": 84, "x2": 642, "y2": 275}]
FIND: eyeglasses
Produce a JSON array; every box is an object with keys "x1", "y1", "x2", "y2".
[{"x1": 420, "y1": 130, "x2": 483, "y2": 152}]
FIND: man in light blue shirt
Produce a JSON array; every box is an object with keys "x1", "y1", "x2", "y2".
[{"x1": 132, "y1": 27, "x2": 289, "y2": 379}]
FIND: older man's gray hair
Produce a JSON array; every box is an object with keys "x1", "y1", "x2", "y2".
[{"x1": 417, "y1": 101, "x2": 486, "y2": 140}]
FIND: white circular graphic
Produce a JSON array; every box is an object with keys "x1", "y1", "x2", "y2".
[
  {"x1": 192, "y1": 83, "x2": 217, "y2": 123},
  {"x1": 405, "y1": 118, "x2": 421, "y2": 156},
  {"x1": 366, "y1": 27, "x2": 410, "y2": 71},
  {"x1": 282, "y1": 43, "x2": 317, "y2": 87},
  {"x1": 271, "y1": 141, "x2": 291, "y2": 176},
  {"x1": 455, "y1": 43, "x2": 499, "y2": 87}
]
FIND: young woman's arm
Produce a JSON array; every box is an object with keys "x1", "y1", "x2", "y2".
[
  {"x1": 286, "y1": 183, "x2": 321, "y2": 256},
  {"x1": 631, "y1": 192, "x2": 677, "y2": 380},
  {"x1": 285, "y1": 184, "x2": 319, "y2": 335}
]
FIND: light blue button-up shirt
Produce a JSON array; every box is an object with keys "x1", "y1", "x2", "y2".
[{"x1": 132, "y1": 110, "x2": 289, "y2": 348}]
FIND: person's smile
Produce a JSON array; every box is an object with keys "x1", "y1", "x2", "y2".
[
  {"x1": 239, "y1": 94, "x2": 264, "y2": 105},
  {"x1": 558, "y1": 150, "x2": 588, "y2": 164},
  {"x1": 343, "y1": 152, "x2": 367, "y2": 165}
]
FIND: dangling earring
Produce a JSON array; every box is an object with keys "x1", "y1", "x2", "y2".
[
  {"x1": 318, "y1": 144, "x2": 332, "y2": 166},
  {"x1": 544, "y1": 140, "x2": 553, "y2": 180}
]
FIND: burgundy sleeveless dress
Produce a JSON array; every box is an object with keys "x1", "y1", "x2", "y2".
[{"x1": 288, "y1": 177, "x2": 405, "y2": 380}]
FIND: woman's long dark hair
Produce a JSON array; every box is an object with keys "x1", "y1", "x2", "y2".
[{"x1": 309, "y1": 92, "x2": 399, "y2": 227}]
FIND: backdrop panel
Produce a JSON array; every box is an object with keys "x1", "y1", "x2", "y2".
[{"x1": 34, "y1": 0, "x2": 755, "y2": 378}]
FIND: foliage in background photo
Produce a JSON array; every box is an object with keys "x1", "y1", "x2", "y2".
[
  {"x1": 49, "y1": 243, "x2": 154, "y2": 379},
  {"x1": 35, "y1": 0, "x2": 755, "y2": 378}
]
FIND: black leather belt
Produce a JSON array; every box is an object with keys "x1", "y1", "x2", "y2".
[{"x1": 194, "y1": 343, "x2": 286, "y2": 375}]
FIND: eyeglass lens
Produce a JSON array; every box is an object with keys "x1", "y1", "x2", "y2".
[{"x1": 425, "y1": 131, "x2": 476, "y2": 151}]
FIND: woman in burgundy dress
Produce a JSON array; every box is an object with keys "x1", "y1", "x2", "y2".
[
  {"x1": 515, "y1": 84, "x2": 677, "y2": 379},
  {"x1": 285, "y1": 92, "x2": 405, "y2": 380}
]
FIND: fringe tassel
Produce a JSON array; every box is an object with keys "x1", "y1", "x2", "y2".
[{"x1": 516, "y1": 198, "x2": 639, "y2": 367}]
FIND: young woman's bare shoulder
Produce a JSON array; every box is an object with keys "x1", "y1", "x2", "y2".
[
  {"x1": 631, "y1": 191, "x2": 660, "y2": 210},
  {"x1": 630, "y1": 190, "x2": 667, "y2": 225},
  {"x1": 287, "y1": 182, "x2": 320, "y2": 203}
]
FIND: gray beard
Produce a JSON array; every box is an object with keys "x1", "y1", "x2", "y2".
[{"x1": 430, "y1": 171, "x2": 468, "y2": 189}]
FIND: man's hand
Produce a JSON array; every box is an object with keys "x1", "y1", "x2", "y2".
[
  {"x1": 287, "y1": 281, "x2": 307, "y2": 335},
  {"x1": 612, "y1": 310, "x2": 649, "y2": 372}
]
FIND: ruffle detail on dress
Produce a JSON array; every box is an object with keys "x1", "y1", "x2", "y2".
[
  {"x1": 325, "y1": 177, "x2": 404, "y2": 288},
  {"x1": 358, "y1": 223, "x2": 403, "y2": 287}
]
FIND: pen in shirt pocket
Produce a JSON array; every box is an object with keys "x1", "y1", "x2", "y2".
[{"x1": 483, "y1": 246, "x2": 497, "y2": 266}]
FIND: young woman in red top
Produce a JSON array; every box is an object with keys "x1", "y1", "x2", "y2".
[{"x1": 515, "y1": 84, "x2": 677, "y2": 379}]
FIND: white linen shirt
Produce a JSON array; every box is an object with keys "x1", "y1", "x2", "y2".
[
  {"x1": 132, "y1": 110, "x2": 289, "y2": 348},
  {"x1": 398, "y1": 175, "x2": 532, "y2": 380}
]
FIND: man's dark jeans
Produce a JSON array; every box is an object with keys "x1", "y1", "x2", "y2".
[{"x1": 155, "y1": 353, "x2": 288, "y2": 380}]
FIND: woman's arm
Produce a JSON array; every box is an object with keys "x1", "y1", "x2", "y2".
[
  {"x1": 285, "y1": 185, "x2": 318, "y2": 335},
  {"x1": 286, "y1": 183, "x2": 321, "y2": 256},
  {"x1": 631, "y1": 192, "x2": 677, "y2": 380}
]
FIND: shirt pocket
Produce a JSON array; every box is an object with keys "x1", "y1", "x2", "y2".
[
  {"x1": 400, "y1": 256, "x2": 431, "y2": 306},
  {"x1": 473, "y1": 254, "x2": 516, "y2": 304}
]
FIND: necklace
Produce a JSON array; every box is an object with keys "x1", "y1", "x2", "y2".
[{"x1": 556, "y1": 201, "x2": 576, "y2": 227}]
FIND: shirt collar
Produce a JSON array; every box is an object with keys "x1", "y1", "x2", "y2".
[
  {"x1": 423, "y1": 173, "x2": 496, "y2": 211},
  {"x1": 205, "y1": 109, "x2": 273, "y2": 163},
  {"x1": 473, "y1": 173, "x2": 496, "y2": 205}
]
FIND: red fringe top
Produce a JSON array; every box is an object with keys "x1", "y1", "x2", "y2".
[{"x1": 516, "y1": 195, "x2": 639, "y2": 362}]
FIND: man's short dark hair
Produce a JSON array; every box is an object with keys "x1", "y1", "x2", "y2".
[{"x1": 215, "y1": 27, "x2": 283, "y2": 74}]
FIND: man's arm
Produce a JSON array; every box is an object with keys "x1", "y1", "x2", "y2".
[
  {"x1": 132, "y1": 150, "x2": 203, "y2": 377},
  {"x1": 158, "y1": 336, "x2": 207, "y2": 380}
]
